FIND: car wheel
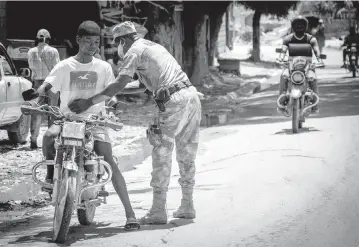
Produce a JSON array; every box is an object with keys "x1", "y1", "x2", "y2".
[{"x1": 7, "y1": 114, "x2": 30, "y2": 144}]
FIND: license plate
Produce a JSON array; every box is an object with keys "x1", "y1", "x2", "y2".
[
  {"x1": 63, "y1": 139, "x2": 83, "y2": 146},
  {"x1": 62, "y1": 122, "x2": 86, "y2": 139}
]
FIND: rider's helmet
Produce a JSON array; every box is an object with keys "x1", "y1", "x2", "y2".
[{"x1": 291, "y1": 16, "x2": 309, "y2": 33}]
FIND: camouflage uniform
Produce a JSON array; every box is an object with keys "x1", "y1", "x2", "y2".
[
  {"x1": 115, "y1": 24, "x2": 201, "y2": 223},
  {"x1": 151, "y1": 86, "x2": 201, "y2": 193}
]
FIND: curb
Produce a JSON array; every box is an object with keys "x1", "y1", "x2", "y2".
[{"x1": 201, "y1": 71, "x2": 281, "y2": 127}]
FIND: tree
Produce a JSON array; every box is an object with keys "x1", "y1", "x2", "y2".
[
  {"x1": 97, "y1": 1, "x2": 231, "y2": 86},
  {"x1": 182, "y1": 1, "x2": 231, "y2": 85},
  {"x1": 238, "y1": 1, "x2": 299, "y2": 62}
]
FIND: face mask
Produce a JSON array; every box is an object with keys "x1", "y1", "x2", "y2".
[{"x1": 117, "y1": 40, "x2": 125, "y2": 59}]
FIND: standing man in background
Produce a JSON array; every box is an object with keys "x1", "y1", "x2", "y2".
[
  {"x1": 316, "y1": 19, "x2": 325, "y2": 54},
  {"x1": 27, "y1": 29, "x2": 60, "y2": 149}
]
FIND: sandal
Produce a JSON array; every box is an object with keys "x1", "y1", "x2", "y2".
[{"x1": 124, "y1": 217, "x2": 140, "y2": 231}]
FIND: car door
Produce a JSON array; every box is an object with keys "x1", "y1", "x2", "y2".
[
  {"x1": 0, "y1": 46, "x2": 22, "y2": 124},
  {"x1": 0, "y1": 63, "x2": 6, "y2": 123}
]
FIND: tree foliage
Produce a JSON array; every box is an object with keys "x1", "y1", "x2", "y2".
[
  {"x1": 312, "y1": 0, "x2": 358, "y2": 19},
  {"x1": 238, "y1": 1, "x2": 299, "y2": 17},
  {"x1": 237, "y1": 1, "x2": 299, "y2": 61}
]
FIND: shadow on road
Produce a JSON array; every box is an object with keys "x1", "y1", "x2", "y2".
[
  {"x1": 226, "y1": 77, "x2": 359, "y2": 127},
  {"x1": 273, "y1": 127, "x2": 321, "y2": 135},
  {"x1": 8, "y1": 219, "x2": 194, "y2": 246}
]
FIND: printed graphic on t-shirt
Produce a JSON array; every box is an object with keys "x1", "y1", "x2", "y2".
[{"x1": 69, "y1": 71, "x2": 98, "y2": 101}]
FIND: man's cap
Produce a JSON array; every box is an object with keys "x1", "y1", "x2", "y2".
[
  {"x1": 37, "y1": 29, "x2": 51, "y2": 39},
  {"x1": 318, "y1": 19, "x2": 324, "y2": 23},
  {"x1": 112, "y1": 21, "x2": 137, "y2": 39},
  {"x1": 77, "y1": 21, "x2": 101, "y2": 37}
]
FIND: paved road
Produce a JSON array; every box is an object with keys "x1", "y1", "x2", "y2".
[{"x1": 1, "y1": 49, "x2": 359, "y2": 247}]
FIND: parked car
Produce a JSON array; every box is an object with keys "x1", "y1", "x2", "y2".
[{"x1": 0, "y1": 42, "x2": 33, "y2": 144}]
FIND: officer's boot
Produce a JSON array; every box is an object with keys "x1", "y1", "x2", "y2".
[
  {"x1": 173, "y1": 187, "x2": 196, "y2": 219},
  {"x1": 140, "y1": 191, "x2": 168, "y2": 224}
]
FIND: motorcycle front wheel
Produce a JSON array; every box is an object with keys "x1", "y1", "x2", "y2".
[
  {"x1": 77, "y1": 201, "x2": 96, "y2": 225},
  {"x1": 52, "y1": 169, "x2": 76, "y2": 243},
  {"x1": 292, "y1": 98, "x2": 300, "y2": 133}
]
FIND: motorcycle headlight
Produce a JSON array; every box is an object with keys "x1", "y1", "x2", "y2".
[{"x1": 291, "y1": 71, "x2": 305, "y2": 85}]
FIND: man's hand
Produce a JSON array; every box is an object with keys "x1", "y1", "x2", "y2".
[
  {"x1": 68, "y1": 98, "x2": 93, "y2": 114},
  {"x1": 107, "y1": 96, "x2": 118, "y2": 108}
]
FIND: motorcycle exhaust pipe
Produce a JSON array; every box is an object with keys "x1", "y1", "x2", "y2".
[
  {"x1": 303, "y1": 92, "x2": 319, "y2": 114},
  {"x1": 32, "y1": 160, "x2": 55, "y2": 189},
  {"x1": 76, "y1": 160, "x2": 113, "y2": 205}
]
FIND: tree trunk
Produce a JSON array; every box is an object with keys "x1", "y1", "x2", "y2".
[
  {"x1": 252, "y1": 10, "x2": 262, "y2": 62},
  {"x1": 190, "y1": 15, "x2": 209, "y2": 86},
  {"x1": 208, "y1": 11, "x2": 225, "y2": 66}
]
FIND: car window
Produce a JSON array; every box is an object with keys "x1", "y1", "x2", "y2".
[{"x1": 0, "y1": 48, "x2": 14, "y2": 76}]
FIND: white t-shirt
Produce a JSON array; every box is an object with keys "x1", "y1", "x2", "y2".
[{"x1": 46, "y1": 56, "x2": 115, "y2": 120}]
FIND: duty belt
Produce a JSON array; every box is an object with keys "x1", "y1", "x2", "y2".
[
  {"x1": 154, "y1": 80, "x2": 192, "y2": 112},
  {"x1": 164, "y1": 80, "x2": 192, "y2": 103}
]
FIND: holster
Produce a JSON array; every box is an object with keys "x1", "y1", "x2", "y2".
[
  {"x1": 146, "y1": 123, "x2": 163, "y2": 147},
  {"x1": 154, "y1": 87, "x2": 170, "y2": 112},
  {"x1": 154, "y1": 81, "x2": 192, "y2": 112}
]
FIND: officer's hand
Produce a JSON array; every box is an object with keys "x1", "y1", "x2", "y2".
[{"x1": 68, "y1": 98, "x2": 93, "y2": 114}]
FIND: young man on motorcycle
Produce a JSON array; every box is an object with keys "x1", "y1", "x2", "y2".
[
  {"x1": 341, "y1": 27, "x2": 359, "y2": 68},
  {"x1": 68, "y1": 21, "x2": 202, "y2": 225},
  {"x1": 277, "y1": 16, "x2": 324, "y2": 114},
  {"x1": 35, "y1": 21, "x2": 140, "y2": 231}
]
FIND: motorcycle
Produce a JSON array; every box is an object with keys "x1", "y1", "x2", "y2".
[
  {"x1": 344, "y1": 43, "x2": 358, "y2": 78},
  {"x1": 20, "y1": 94, "x2": 123, "y2": 243},
  {"x1": 275, "y1": 44, "x2": 326, "y2": 133}
]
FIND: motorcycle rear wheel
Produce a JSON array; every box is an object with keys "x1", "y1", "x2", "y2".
[
  {"x1": 52, "y1": 170, "x2": 76, "y2": 243},
  {"x1": 292, "y1": 98, "x2": 300, "y2": 133}
]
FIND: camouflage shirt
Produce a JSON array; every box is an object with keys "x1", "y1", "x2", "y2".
[{"x1": 117, "y1": 38, "x2": 189, "y2": 93}]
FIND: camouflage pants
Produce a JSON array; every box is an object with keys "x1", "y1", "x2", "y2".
[{"x1": 150, "y1": 86, "x2": 202, "y2": 193}]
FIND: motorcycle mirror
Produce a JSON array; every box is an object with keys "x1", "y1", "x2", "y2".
[
  {"x1": 275, "y1": 48, "x2": 282, "y2": 53},
  {"x1": 320, "y1": 54, "x2": 327, "y2": 59},
  {"x1": 22, "y1": 88, "x2": 39, "y2": 101}
]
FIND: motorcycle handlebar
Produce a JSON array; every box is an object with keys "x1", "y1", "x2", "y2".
[
  {"x1": 21, "y1": 103, "x2": 63, "y2": 120},
  {"x1": 21, "y1": 103, "x2": 123, "y2": 131},
  {"x1": 276, "y1": 60, "x2": 325, "y2": 69},
  {"x1": 87, "y1": 119, "x2": 123, "y2": 131}
]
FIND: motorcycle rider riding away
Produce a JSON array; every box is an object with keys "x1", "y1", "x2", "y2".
[{"x1": 277, "y1": 16, "x2": 323, "y2": 114}]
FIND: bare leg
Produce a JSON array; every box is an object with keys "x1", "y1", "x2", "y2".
[{"x1": 94, "y1": 141, "x2": 136, "y2": 219}]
